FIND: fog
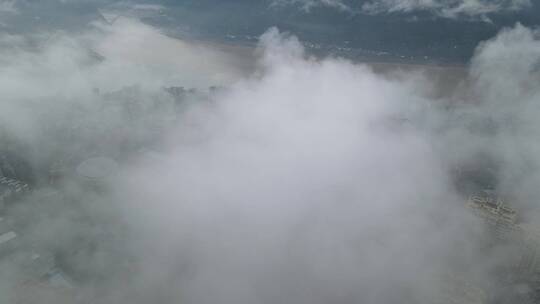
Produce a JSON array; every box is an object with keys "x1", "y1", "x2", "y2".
[
  {"x1": 275, "y1": 0, "x2": 531, "y2": 18},
  {"x1": 0, "y1": 14, "x2": 539, "y2": 304}
]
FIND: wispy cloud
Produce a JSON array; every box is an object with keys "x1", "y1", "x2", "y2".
[
  {"x1": 271, "y1": 0, "x2": 351, "y2": 12},
  {"x1": 274, "y1": 0, "x2": 531, "y2": 19},
  {"x1": 363, "y1": 0, "x2": 531, "y2": 19},
  {"x1": 0, "y1": 0, "x2": 17, "y2": 14}
]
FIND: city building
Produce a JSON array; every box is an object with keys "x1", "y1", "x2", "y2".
[
  {"x1": 0, "y1": 176, "x2": 30, "y2": 211},
  {"x1": 467, "y1": 194, "x2": 519, "y2": 240}
]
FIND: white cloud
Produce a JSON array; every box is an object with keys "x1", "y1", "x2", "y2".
[
  {"x1": 1, "y1": 11, "x2": 540, "y2": 303},
  {"x1": 89, "y1": 18, "x2": 246, "y2": 89},
  {"x1": 271, "y1": 0, "x2": 351, "y2": 12},
  {"x1": 131, "y1": 3, "x2": 165, "y2": 11},
  {"x1": 362, "y1": 0, "x2": 531, "y2": 18},
  {"x1": 0, "y1": 18, "x2": 248, "y2": 152},
  {"x1": 274, "y1": 0, "x2": 531, "y2": 18},
  {"x1": 117, "y1": 29, "x2": 480, "y2": 303},
  {"x1": 112, "y1": 24, "x2": 540, "y2": 304}
]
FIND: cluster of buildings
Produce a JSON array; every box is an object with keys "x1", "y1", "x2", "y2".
[
  {"x1": 0, "y1": 156, "x2": 88, "y2": 303},
  {"x1": 0, "y1": 176, "x2": 29, "y2": 211},
  {"x1": 467, "y1": 194, "x2": 520, "y2": 241},
  {"x1": 465, "y1": 191, "x2": 540, "y2": 303}
]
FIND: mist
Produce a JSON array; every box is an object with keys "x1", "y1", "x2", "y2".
[{"x1": 0, "y1": 11, "x2": 539, "y2": 304}]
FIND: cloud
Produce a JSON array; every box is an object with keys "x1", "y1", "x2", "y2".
[
  {"x1": 108, "y1": 24, "x2": 540, "y2": 303},
  {"x1": 1, "y1": 9, "x2": 540, "y2": 304},
  {"x1": 275, "y1": 0, "x2": 531, "y2": 19},
  {"x1": 131, "y1": 3, "x2": 164, "y2": 11},
  {"x1": 362, "y1": 0, "x2": 532, "y2": 19},
  {"x1": 271, "y1": 0, "x2": 351, "y2": 12},
  {"x1": 100, "y1": 2, "x2": 166, "y2": 20},
  {"x1": 0, "y1": 17, "x2": 251, "y2": 302},
  {"x1": 0, "y1": 17, "x2": 248, "y2": 195},
  {"x1": 0, "y1": 0, "x2": 17, "y2": 14},
  {"x1": 465, "y1": 24, "x2": 540, "y2": 209}
]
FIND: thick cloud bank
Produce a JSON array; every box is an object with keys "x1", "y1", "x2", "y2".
[
  {"x1": 0, "y1": 15, "x2": 539, "y2": 304},
  {"x1": 275, "y1": 0, "x2": 531, "y2": 18},
  {"x1": 113, "y1": 25, "x2": 539, "y2": 303},
  {"x1": 117, "y1": 28, "x2": 476, "y2": 303}
]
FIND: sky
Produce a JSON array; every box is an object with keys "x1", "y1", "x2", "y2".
[{"x1": 0, "y1": 1, "x2": 540, "y2": 304}]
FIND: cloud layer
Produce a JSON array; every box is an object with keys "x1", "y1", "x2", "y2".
[
  {"x1": 115, "y1": 27, "x2": 480, "y2": 303},
  {"x1": 112, "y1": 24, "x2": 540, "y2": 303},
  {"x1": 274, "y1": 0, "x2": 531, "y2": 19},
  {"x1": 0, "y1": 11, "x2": 540, "y2": 304},
  {"x1": 271, "y1": 0, "x2": 350, "y2": 11},
  {"x1": 0, "y1": 0, "x2": 17, "y2": 13}
]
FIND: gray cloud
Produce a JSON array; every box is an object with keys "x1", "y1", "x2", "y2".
[
  {"x1": 110, "y1": 24, "x2": 540, "y2": 303},
  {"x1": 0, "y1": 8, "x2": 539, "y2": 304},
  {"x1": 274, "y1": 0, "x2": 531, "y2": 19},
  {"x1": 0, "y1": 0, "x2": 17, "y2": 13},
  {"x1": 0, "y1": 17, "x2": 251, "y2": 303},
  {"x1": 363, "y1": 0, "x2": 532, "y2": 19},
  {"x1": 271, "y1": 0, "x2": 351, "y2": 12}
]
